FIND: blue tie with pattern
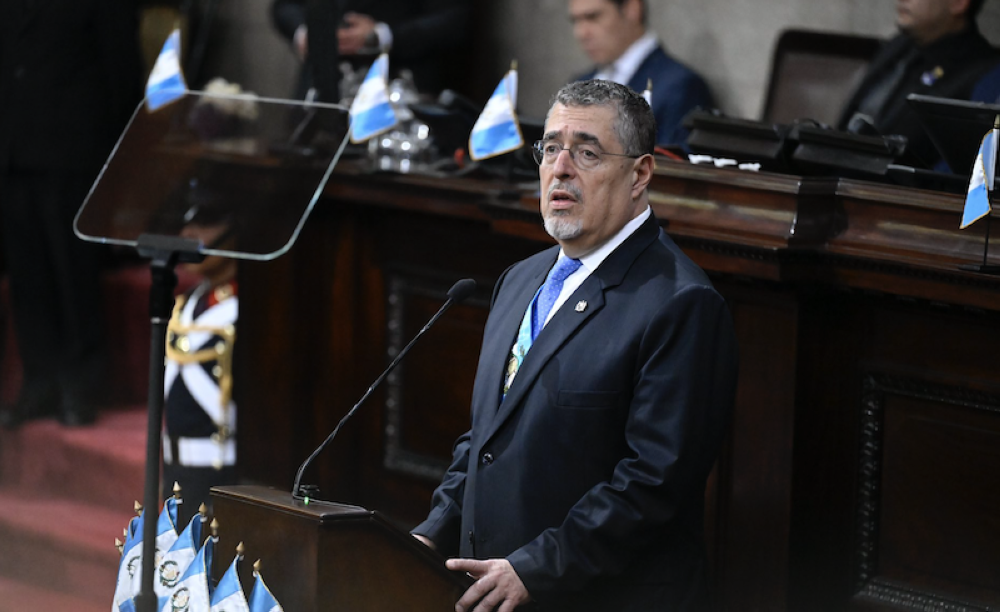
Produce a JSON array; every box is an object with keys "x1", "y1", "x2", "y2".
[
  {"x1": 532, "y1": 256, "x2": 583, "y2": 341},
  {"x1": 503, "y1": 256, "x2": 582, "y2": 399}
]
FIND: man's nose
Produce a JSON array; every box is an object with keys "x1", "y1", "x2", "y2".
[{"x1": 552, "y1": 148, "x2": 576, "y2": 176}]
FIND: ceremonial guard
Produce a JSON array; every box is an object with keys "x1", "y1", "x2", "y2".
[{"x1": 162, "y1": 201, "x2": 240, "y2": 524}]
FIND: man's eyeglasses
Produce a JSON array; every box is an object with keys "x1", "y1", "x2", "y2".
[{"x1": 531, "y1": 140, "x2": 641, "y2": 170}]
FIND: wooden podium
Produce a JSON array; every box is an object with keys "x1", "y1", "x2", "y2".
[{"x1": 210, "y1": 485, "x2": 471, "y2": 612}]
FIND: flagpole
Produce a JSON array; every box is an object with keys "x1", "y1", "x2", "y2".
[{"x1": 983, "y1": 211, "x2": 992, "y2": 268}]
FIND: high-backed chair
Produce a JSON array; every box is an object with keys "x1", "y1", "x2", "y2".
[{"x1": 762, "y1": 29, "x2": 882, "y2": 126}]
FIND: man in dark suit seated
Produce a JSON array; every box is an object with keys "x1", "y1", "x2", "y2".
[
  {"x1": 838, "y1": 0, "x2": 999, "y2": 168},
  {"x1": 971, "y1": 60, "x2": 1000, "y2": 103},
  {"x1": 411, "y1": 80, "x2": 738, "y2": 612},
  {"x1": 271, "y1": 0, "x2": 470, "y2": 98},
  {"x1": 568, "y1": 0, "x2": 713, "y2": 148}
]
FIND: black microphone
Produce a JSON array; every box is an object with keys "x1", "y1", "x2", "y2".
[{"x1": 292, "y1": 278, "x2": 477, "y2": 500}]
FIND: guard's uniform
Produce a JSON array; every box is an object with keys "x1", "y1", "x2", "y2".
[{"x1": 162, "y1": 280, "x2": 238, "y2": 522}]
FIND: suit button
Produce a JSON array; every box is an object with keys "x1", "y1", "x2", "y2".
[{"x1": 481, "y1": 452, "x2": 494, "y2": 465}]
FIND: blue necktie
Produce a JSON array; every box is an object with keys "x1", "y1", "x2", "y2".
[
  {"x1": 503, "y1": 256, "x2": 582, "y2": 399},
  {"x1": 532, "y1": 257, "x2": 582, "y2": 341}
]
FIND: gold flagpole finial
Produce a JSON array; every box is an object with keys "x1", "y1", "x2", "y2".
[
  {"x1": 646, "y1": 78, "x2": 652, "y2": 91},
  {"x1": 199, "y1": 503, "x2": 208, "y2": 518},
  {"x1": 236, "y1": 541, "x2": 245, "y2": 557},
  {"x1": 173, "y1": 481, "x2": 182, "y2": 500},
  {"x1": 511, "y1": 59, "x2": 518, "y2": 72},
  {"x1": 210, "y1": 518, "x2": 220, "y2": 537},
  {"x1": 134, "y1": 501, "x2": 143, "y2": 515},
  {"x1": 993, "y1": 115, "x2": 998, "y2": 129},
  {"x1": 253, "y1": 559, "x2": 263, "y2": 575}
]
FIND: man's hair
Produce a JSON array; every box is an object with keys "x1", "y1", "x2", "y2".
[
  {"x1": 608, "y1": 0, "x2": 648, "y2": 25},
  {"x1": 548, "y1": 80, "x2": 657, "y2": 156}
]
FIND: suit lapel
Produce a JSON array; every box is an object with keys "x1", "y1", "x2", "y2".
[
  {"x1": 470, "y1": 252, "x2": 555, "y2": 434},
  {"x1": 481, "y1": 215, "x2": 661, "y2": 445}
]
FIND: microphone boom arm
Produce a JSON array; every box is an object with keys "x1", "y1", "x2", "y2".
[{"x1": 291, "y1": 278, "x2": 476, "y2": 500}]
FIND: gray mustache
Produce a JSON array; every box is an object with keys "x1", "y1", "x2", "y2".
[{"x1": 547, "y1": 182, "x2": 582, "y2": 201}]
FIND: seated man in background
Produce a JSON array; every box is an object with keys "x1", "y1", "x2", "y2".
[
  {"x1": 271, "y1": 0, "x2": 471, "y2": 99},
  {"x1": 569, "y1": 0, "x2": 714, "y2": 148},
  {"x1": 970, "y1": 60, "x2": 1000, "y2": 103},
  {"x1": 838, "y1": 0, "x2": 999, "y2": 168}
]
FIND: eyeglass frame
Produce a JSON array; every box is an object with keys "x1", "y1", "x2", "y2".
[{"x1": 531, "y1": 139, "x2": 643, "y2": 170}]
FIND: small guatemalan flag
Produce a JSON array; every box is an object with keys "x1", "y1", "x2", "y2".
[
  {"x1": 155, "y1": 512, "x2": 205, "y2": 599},
  {"x1": 469, "y1": 62, "x2": 523, "y2": 161},
  {"x1": 113, "y1": 507, "x2": 145, "y2": 609},
  {"x1": 146, "y1": 28, "x2": 187, "y2": 112},
  {"x1": 349, "y1": 53, "x2": 398, "y2": 143},
  {"x1": 961, "y1": 117, "x2": 999, "y2": 229},
  {"x1": 248, "y1": 563, "x2": 284, "y2": 612},
  {"x1": 210, "y1": 548, "x2": 250, "y2": 612},
  {"x1": 159, "y1": 533, "x2": 215, "y2": 612}
]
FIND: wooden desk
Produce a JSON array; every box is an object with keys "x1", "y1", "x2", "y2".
[{"x1": 236, "y1": 159, "x2": 1000, "y2": 612}]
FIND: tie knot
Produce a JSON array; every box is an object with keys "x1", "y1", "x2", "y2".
[{"x1": 549, "y1": 257, "x2": 582, "y2": 284}]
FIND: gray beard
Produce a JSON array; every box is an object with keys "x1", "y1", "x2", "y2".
[{"x1": 543, "y1": 213, "x2": 583, "y2": 241}]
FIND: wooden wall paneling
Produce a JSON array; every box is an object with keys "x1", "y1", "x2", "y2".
[
  {"x1": 351, "y1": 205, "x2": 544, "y2": 527},
  {"x1": 853, "y1": 374, "x2": 1000, "y2": 612},
  {"x1": 788, "y1": 288, "x2": 872, "y2": 612},
  {"x1": 710, "y1": 279, "x2": 801, "y2": 612}
]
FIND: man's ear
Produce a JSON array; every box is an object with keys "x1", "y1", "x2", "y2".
[
  {"x1": 631, "y1": 154, "x2": 655, "y2": 199},
  {"x1": 622, "y1": 0, "x2": 644, "y2": 24}
]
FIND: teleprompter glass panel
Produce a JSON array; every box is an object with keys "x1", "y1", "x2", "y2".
[{"x1": 74, "y1": 92, "x2": 350, "y2": 261}]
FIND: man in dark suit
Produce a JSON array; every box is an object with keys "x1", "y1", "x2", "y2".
[
  {"x1": 271, "y1": 0, "x2": 470, "y2": 99},
  {"x1": 412, "y1": 80, "x2": 738, "y2": 612},
  {"x1": 570, "y1": 0, "x2": 713, "y2": 148},
  {"x1": 838, "y1": 0, "x2": 999, "y2": 168},
  {"x1": 0, "y1": 0, "x2": 142, "y2": 427}
]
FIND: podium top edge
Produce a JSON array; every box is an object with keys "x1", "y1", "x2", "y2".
[{"x1": 211, "y1": 485, "x2": 373, "y2": 520}]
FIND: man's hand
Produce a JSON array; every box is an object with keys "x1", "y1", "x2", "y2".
[
  {"x1": 338, "y1": 12, "x2": 377, "y2": 55},
  {"x1": 446, "y1": 558, "x2": 532, "y2": 612}
]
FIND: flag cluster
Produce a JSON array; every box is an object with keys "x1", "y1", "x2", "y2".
[
  {"x1": 346, "y1": 56, "x2": 526, "y2": 161},
  {"x1": 112, "y1": 495, "x2": 284, "y2": 612}
]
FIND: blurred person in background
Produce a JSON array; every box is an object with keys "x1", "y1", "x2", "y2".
[{"x1": 0, "y1": 0, "x2": 143, "y2": 428}]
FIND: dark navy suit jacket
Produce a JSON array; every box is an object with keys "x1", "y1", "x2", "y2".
[
  {"x1": 414, "y1": 215, "x2": 738, "y2": 611},
  {"x1": 578, "y1": 45, "x2": 714, "y2": 148}
]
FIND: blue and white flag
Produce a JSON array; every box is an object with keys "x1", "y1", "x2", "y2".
[
  {"x1": 156, "y1": 497, "x2": 180, "y2": 555},
  {"x1": 155, "y1": 513, "x2": 204, "y2": 598},
  {"x1": 961, "y1": 122, "x2": 998, "y2": 229},
  {"x1": 160, "y1": 535, "x2": 215, "y2": 612},
  {"x1": 248, "y1": 568, "x2": 283, "y2": 612},
  {"x1": 469, "y1": 67, "x2": 522, "y2": 161},
  {"x1": 113, "y1": 510, "x2": 145, "y2": 608},
  {"x1": 349, "y1": 53, "x2": 398, "y2": 143},
  {"x1": 210, "y1": 553, "x2": 250, "y2": 612},
  {"x1": 118, "y1": 597, "x2": 137, "y2": 612},
  {"x1": 146, "y1": 29, "x2": 187, "y2": 112}
]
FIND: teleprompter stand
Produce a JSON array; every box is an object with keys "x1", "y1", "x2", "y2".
[{"x1": 74, "y1": 91, "x2": 350, "y2": 612}]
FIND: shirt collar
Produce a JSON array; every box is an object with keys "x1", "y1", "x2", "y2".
[
  {"x1": 601, "y1": 31, "x2": 659, "y2": 86},
  {"x1": 560, "y1": 206, "x2": 651, "y2": 273}
]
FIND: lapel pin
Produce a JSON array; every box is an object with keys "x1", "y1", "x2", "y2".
[{"x1": 575, "y1": 300, "x2": 587, "y2": 312}]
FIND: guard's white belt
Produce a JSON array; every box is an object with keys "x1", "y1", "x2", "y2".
[{"x1": 164, "y1": 435, "x2": 236, "y2": 468}]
